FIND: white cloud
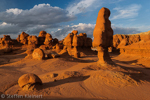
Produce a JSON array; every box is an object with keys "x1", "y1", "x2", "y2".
[
  {"x1": 0, "y1": 22, "x2": 142, "y2": 39},
  {"x1": 111, "y1": 4, "x2": 141, "y2": 20},
  {"x1": 0, "y1": 22, "x2": 21, "y2": 34},
  {"x1": 112, "y1": 25, "x2": 141, "y2": 34},
  {"x1": 51, "y1": 23, "x2": 141, "y2": 40},
  {"x1": 51, "y1": 23, "x2": 95, "y2": 40},
  {"x1": 0, "y1": 3, "x2": 75, "y2": 26},
  {"x1": 66, "y1": 0, "x2": 102, "y2": 15},
  {"x1": 0, "y1": 3, "x2": 76, "y2": 38},
  {"x1": 6, "y1": 8, "x2": 23, "y2": 15},
  {"x1": 66, "y1": 0, "x2": 124, "y2": 15}
]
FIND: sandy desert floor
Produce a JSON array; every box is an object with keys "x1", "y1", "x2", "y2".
[{"x1": 0, "y1": 49, "x2": 150, "y2": 100}]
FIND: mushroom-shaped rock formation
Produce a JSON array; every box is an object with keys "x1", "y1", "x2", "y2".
[
  {"x1": 28, "y1": 36, "x2": 38, "y2": 45},
  {"x1": 1, "y1": 35, "x2": 13, "y2": 47},
  {"x1": 44, "y1": 33, "x2": 53, "y2": 45},
  {"x1": 19, "y1": 32, "x2": 29, "y2": 44},
  {"x1": 38, "y1": 30, "x2": 47, "y2": 45},
  {"x1": 32, "y1": 48, "x2": 45, "y2": 60},
  {"x1": 93, "y1": 7, "x2": 113, "y2": 65},
  {"x1": 72, "y1": 30, "x2": 79, "y2": 47},
  {"x1": 18, "y1": 73, "x2": 42, "y2": 90},
  {"x1": 0, "y1": 35, "x2": 13, "y2": 53},
  {"x1": 72, "y1": 30, "x2": 80, "y2": 58},
  {"x1": 63, "y1": 33, "x2": 73, "y2": 50}
]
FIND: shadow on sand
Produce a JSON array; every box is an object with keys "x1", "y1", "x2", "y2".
[
  {"x1": 59, "y1": 51, "x2": 97, "y2": 63},
  {"x1": 35, "y1": 75, "x2": 90, "y2": 91},
  {"x1": 113, "y1": 59, "x2": 150, "y2": 83}
]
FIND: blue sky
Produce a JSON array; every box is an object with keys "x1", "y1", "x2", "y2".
[{"x1": 0, "y1": 0, "x2": 150, "y2": 39}]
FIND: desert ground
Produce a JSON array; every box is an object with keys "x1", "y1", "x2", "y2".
[{"x1": 0, "y1": 48, "x2": 150, "y2": 100}]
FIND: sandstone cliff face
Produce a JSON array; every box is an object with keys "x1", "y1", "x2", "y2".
[
  {"x1": 119, "y1": 41, "x2": 150, "y2": 57},
  {"x1": 113, "y1": 31, "x2": 150, "y2": 49},
  {"x1": 113, "y1": 31, "x2": 150, "y2": 57}
]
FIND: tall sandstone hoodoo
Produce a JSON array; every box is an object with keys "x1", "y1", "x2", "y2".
[
  {"x1": 93, "y1": 7, "x2": 113, "y2": 65},
  {"x1": 72, "y1": 30, "x2": 80, "y2": 58}
]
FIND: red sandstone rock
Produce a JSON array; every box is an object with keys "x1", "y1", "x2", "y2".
[
  {"x1": 53, "y1": 38, "x2": 59, "y2": 45},
  {"x1": 44, "y1": 33, "x2": 53, "y2": 45},
  {"x1": 119, "y1": 40, "x2": 150, "y2": 57},
  {"x1": 85, "y1": 38, "x2": 92, "y2": 47},
  {"x1": 63, "y1": 33, "x2": 73, "y2": 48},
  {"x1": 18, "y1": 73, "x2": 42, "y2": 89},
  {"x1": 56, "y1": 43, "x2": 63, "y2": 50},
  {"x1": 38, "y1": 31, "x2": 47, "y2": 45},
  {"x1": 28, "y1": 35, "x2": 38, "y2": 45},
  {"x1": 117, "y1": 38, "x2": 128, "y2": 48},
  {"x1": 32, "y1": 48, "x2": 45, "y2": 60},
  {"x1": 128, "y1": 35, "x2": 140, "y2": 44},
  {"x1": 72, "y1": 30, "x2": 79, "y2": 47},
  {"x1": 19, "y1": 32, "x2": 29, "y2": 44},
  {"x1": 78, "y1": 33, "x2": 84, "y2": 47},
  {"x1": 26, "y1": 49, "x2": 33, "y2": 55},
  {"x1": 38, "y1": 30, "x2": 47, "y2": 37},
  {"x1": 1, "y1": 35, "x2": 13, "y2": 47},
  {"x1": 92, "y1": 7, "x2": 113, "y2": 65}
]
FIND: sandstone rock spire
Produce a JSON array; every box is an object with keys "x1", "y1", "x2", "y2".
[{"x1": 93, "y1": 7, "x2": 113, "y2": 65}]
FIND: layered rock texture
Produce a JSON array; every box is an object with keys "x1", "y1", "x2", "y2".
[
  {"x1": 113, "y1": 31, "x2": 150, "y2": 57},
  {"x1": 92, "y1": 7, "x2": 113, "y2": 65}
]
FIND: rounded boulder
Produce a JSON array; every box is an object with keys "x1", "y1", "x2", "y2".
[
  {"x1": 32, "y1": 48, "x2": 45, "y2": 60},
  {"x1": 18, "y1": 73, "x2": 42, "y2": 88}
]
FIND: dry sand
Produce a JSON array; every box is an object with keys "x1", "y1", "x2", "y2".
[{"x1": 0, "y1": 49, "x2": 150, "y2": 100}]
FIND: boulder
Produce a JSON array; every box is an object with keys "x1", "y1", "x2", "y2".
[
  {"x1": 32, "y1": 48, "x2": 45, "y2": 60},
  {"x1": 18, "y1": 73, "x2": 42, "y2": 90}
]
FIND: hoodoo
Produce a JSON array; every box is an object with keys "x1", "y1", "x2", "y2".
[{"x1": 93, "y1": 7, "x2": 113, "y2": 65}]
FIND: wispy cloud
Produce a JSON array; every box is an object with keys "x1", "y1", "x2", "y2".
[
  {"x1": 66, "y1": 0, "x2": 102, "y2": 15},
  {"x1": 111, "y1": 4, "x2": 141, "y2": 20}
]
